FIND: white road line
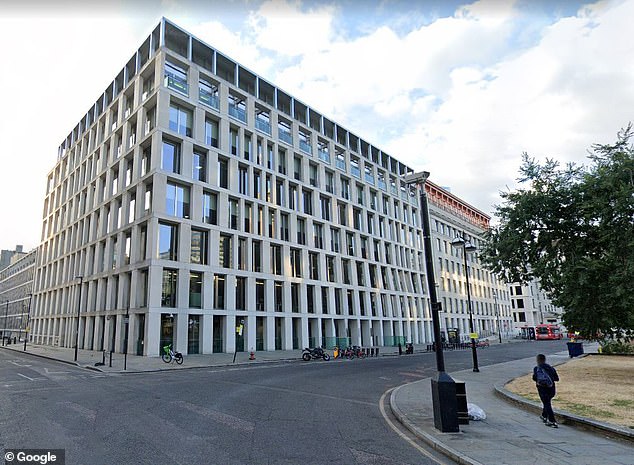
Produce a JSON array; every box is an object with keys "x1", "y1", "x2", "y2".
[
  {"x1": 175, "y1": 400, "x2": 255, "y2": 434},
  {"x1": 44, "y1": 368, "x2": 70, "y2": 375},
  {"x1": 378, "y1": 388, "x2": 452, "y2": 465},
  {"x1": 9, "y1": 361, "x2": 32, "y2": 367},
  {"x1": 17, "y1": 373, "x2": 36, "y2": 381}
]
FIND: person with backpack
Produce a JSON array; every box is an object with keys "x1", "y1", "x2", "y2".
[{"x1": 533, "y1": 353, "x2": 560, "y2": 428}]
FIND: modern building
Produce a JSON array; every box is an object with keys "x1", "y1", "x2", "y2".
[
  {"x1": 31, "y1": 18, "x2": 440, "y2": 356},
  {"x1": 0, "y1": 248, "x2": 36, "y2": 343},
  {"x1": 509, "y1": 280, "x2": 564, "y2": 333},
  {"x1": 426, "y1": 182, "x2": 513, "y2": 342},
  {"x1": 0, "y1": 245, "x2": 27, "y2": 271}
]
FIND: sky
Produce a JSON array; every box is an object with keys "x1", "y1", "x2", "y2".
[{"x1": 1, "y1": 0, "x2": 633, "y2": 251}]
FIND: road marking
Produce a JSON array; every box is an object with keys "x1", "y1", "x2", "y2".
[
  {"x1": 379, "y1": 376, "x2": 391, "y2": 380},
  {"x1": 175, "y1": 400, "x2": 255, "y2": 434},
  {"x1": 44, "y1": 368, "x2": 70, "y2": 375},
  {"x1": 59, "y1": 401, "x2": 97, "y2": 422},
  {"x1": 378, "y1": 388, "x2": 452, "y2": 465},
  {"x1": 9, "y1": 361, "x2": 32, "y2": 367},
  {"x1": 397, "y1": 372, "x2": 425, "y2": 378},
  {"x1": 17, "y1": 373, "x2": 36, "y2": 381}
]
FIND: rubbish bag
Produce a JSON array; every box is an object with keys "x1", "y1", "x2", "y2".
[{"x1": 467, "y1": 403, "x2": 486, "y2": 421}]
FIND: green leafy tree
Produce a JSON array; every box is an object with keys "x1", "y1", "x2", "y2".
[{"x1": 481, "y1": 126, "x2": 634, "y2": 340}]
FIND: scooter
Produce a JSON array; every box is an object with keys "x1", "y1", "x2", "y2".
[{"x1": 302, "y1": 347, "x2": 331, "y2": 361}]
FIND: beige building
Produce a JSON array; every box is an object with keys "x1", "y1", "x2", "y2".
[
  {"x1": 0, "y1": 248, "x2": 36, "y2": 343},
  {"x1": 426, "y1": 182, "x2": 513, "y2": 342}
]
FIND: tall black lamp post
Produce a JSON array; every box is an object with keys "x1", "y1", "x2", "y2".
[
  {"x1": 493, "y1": 290, "x2": 502, "y2": 344},
  {"x1": 24, "y1": 294, "x2": 33, "y2": 351},
  {"x1": 451, "y1": 235, "x2": 480, "y2": 372},
  {"x1": 403, "y1": 171, "x2": 459, "y2": 433},
  {"x1": 73, "y1": 276, "x2": 83, "y2": 362}
]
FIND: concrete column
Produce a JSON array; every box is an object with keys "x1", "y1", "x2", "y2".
[
  {"x1": 266, "y1": 315, "x2": 276, "y2": 350},
  {"x1": 225, "y1": 315, "x2": 236, "y2": 353},
  {"x1": 350, "y1": 319, "x2": 361, "y2": 346},
  {"x1": 283, "y1": 316, "x2": 293, "y2": 350},
  {"x1": 201, "y1": 314, "x2": 213, "y2": 354},
  {"x1": 300, "y1": 315, "x2": 309, "y2": 349},
  {"x1": 175, "y1": 312, "x2": 188, "y2": 354},
  {"x1": 246, "y1": 314, "x2": 256, "y2": 353}
]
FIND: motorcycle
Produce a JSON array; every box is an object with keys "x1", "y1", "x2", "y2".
[{"x1": 302, "y1": 347, "x2": 330, "y2": 361}]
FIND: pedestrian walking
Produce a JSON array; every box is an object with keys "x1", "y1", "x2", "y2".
[{"x1": 533, "y1": 353, "x2": 560, "y2": 428}]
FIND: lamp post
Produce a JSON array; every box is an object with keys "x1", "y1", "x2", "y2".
[
  {"x1": 493, "y1": 290, "x2": 502, "y2": 344},
  {"x1": 2, "y1": 300, "x2": 8, "y2": 346},
  {"x1": 451, "y1": 235, "x2": 480, "y2": 372},
  {"x1": 73, "y1": 276, "x2": 83, "y2": 362},
  {"x1": 403, "y1": 171, "x2": 458, "y2": 433},
  {"x1": 24, "y1": 294, "x2": 33, "y2": 351}
]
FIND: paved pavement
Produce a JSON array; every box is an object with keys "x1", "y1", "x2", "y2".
[{"x1": 390, "y1": 345, "x2": 634, "y2": 465}]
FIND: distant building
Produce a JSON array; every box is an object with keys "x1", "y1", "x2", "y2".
[
  {"x1": 509, "y1": 280, "x2": 564, "y2": 332},
  {"x1": 0, "y1": 248, "x2": 37, "y2": 343},
  {"x1": 426, "y1": 182, "x2": 513, "y2": 342},
  {"x1": 0, "y1": 245, "x2": 26, "y2": 271}
]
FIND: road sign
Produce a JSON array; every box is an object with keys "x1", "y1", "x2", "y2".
[{"x1": 469, "y1": 332, "x2": 479, "y2": 339}]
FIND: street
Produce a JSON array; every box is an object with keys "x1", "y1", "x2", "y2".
[{"x1": 0, "y1": 340, "x2": 566, "y2": 465}]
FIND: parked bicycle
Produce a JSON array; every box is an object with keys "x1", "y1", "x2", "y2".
[{"x1": 161, "y1": 343, "x2": 184, "y2": 364}]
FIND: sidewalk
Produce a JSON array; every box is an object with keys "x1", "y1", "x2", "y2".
[
  {"x1": 390, "y1": 346, "x2": 634, "y2": 465},
  {"x1": 0, "y1": 342, "x2": 408, "y2": 373}
]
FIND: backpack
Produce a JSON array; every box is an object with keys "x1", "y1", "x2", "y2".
[{"x1": 536, "y1": 366, "x2": 553, "y2": 388}]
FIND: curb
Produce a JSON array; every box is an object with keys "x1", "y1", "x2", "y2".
[
  {"x1": 0, "y1": 345, "x2": 83, "y2": 368},
  {"x1": 389, "y1": 381, "x2": 484, "y2": 465},
  {"x1": 494, "y1": 384, "x2": 634, "y2": 443}
]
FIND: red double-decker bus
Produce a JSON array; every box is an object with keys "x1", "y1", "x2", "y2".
[{"x1": 535, "y1": 324, "x2": 563, "y2": 340}]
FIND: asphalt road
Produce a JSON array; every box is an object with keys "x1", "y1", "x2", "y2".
[{"x1": 0, "y1": 340, "x2": 567, "y2": 465}]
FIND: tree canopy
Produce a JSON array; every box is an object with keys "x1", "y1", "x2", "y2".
[{"x1": 481, "y1": 126, "x2": 634, "y2": 340}]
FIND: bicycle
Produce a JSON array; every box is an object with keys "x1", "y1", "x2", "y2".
[{"x1": 161, "y1": 343, "x2": 184, "y2": 364}]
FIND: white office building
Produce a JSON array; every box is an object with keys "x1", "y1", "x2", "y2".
[{"x1": 31, "y1": 19, "x2": 440, "y2": 356}]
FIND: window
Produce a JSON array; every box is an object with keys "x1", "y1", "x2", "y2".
[
  {"x1": 205, "y1": 118, "x2": 219, "y2": 147},
  {"x1": 290, "y1": 248, "x2": 302, "y2": 278},
  {"x1": 256, "y1": 279, "x2": 265, "y2": 311},
  {"x1": 320, "y1": 196, "x2": 331, "y2": 221},
  {"x1": 193, "y1": 151, "x2": 207, "y2": 182},
  {"x1": 238, "y1": 166, "x2": 248, "y2": 195},
  {"x1": 218, "y1": 158, "x2": 228, "y2": 188},
  {"x1": 291, "y1": 283, "x2": 300, "y2": 313},
  {"x1": 202, "y1": 191, "x2": 217, "y2": 225},
  {"x1": 307, "y1": 285, "x2": 315, "y2": 313},
  {"x1": 297, "y1": 218, "x2": 306, "y2": 245},
  {"x1": 236, "y1": 277, "x2": 246, "y2": 310},
  {"x1": 191, "y1": 229, "x2": 208, "y2": 264},
  {"x1": 280, "y1": 213, "x2": 289, "y2": 241},
  {"x1": 326, "y1": 256, "x2": 335, "y2": 282},
  {"x1": 271, "y1": 245, "x2": 282, "y2": 275},
  {"x1": 219, "y1": 234, "x2": 232, "y2": 268},
  {"x1": 309, "y1": 164, "x2": 318, "y2": 187},
  {"x1": 341, "y1": 178, "x2": 350, "y2": 200},
  {"x1": 189, "y1": 272, "x2": 202, "y2": 308},
  {"x1": 309, "y1": 252, "x2": 319, "y2": 280},
  {"x1": 330, "y1": 228, "x2": 341, "y2": 253},
  {"x1": 252, "y1": 240, "x2": 262, "y2": 272},
  {"x1": 169, "y1": 103, "x2": 192, "y2": 137},
  {"x1": 238, "y1": 237, "x2": 247, "y2": 270},
  {"x1": 325, "y1": 171, "x2": 334, "y2": 193},
  {"x1": 158, "y1": 223, "x2": 178, "y2": 260},
  {"x1": 230, "y1": 128, "x2": 239, "y2": 155},
  {"x1": 141, "y1": 147, "x2": 151, "y2": 176},
  {"x1": 274, "y1": 281, "x2": 283, "y2": 312},
  {"x1": 356, "y1": 184, "x2": 364, "y2": 205},
  {"x1": 338, "y1": 202, "x2": 347, "y2": 226},
  {"x1": 199, "y1": 79, "x2": 219, "y2": 109},
  {"x1": 213, "y1": 274, "x2": 225, "y2": 309},
  {"x1": 303, "y1": 190, "x2": 312, "y2": 215},
  {"x1": 278, "y1": 149, "x2": 287, "y2": 175},
  {"x1": 164, "y1": 62, "x2": 188, "y2": 95},
  {"x1": 161, "y1": 269, "x2": 178, "y2": 307},
  {"x1": 229, "y1": 198, "x2": 239, "y2": 229},
  {"x1": 162, "y1": 140, "x2": 180, "y2": 174},
  {"x1": 342, "y1": 259, "x2": 351, "y2": 285},
  {"x1": 293, "y1": 156, "x2": 302, "y2": 181},
  {"x1": 289, "y1": 184, "x2": 298, "y2": 210},
  {"x1": 166, "y1": 183, "x2": 190, "y2": 218},
  {"x1": 313, "y1": 223, "x2": 324, "y2": 249}
]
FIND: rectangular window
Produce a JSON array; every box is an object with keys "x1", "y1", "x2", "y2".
[
  {"x1": 303, "y1": 190, "x2": 312, "y2": 215},
  {"x1": 326, "y1": 256, "x2": 335, "y2": 282},
  {"x1": 164, "y1": 62, "x2": 188, "y2": 95},
  {"x1": 162, "y1": 140, "x2": 181, "y2": 174},
  {"x1": 238, "y1": 237, "x2": 247, "y2": 271},
  {"x1": 238, "y1": 166, "x2": 248, "y2": 195},
  {"x1": 290, "y1": 248, "x2": 302, "y2": 278},
  {"x1": 169, "y1": 103, "x2": 192, "y2": 137},
  {"x1": 190, "y1": 229, "x2": 208, "y2": 264},
  {"x1": 271, "y1": 244, "x2": 282, "y2": 275},
  {"x1": 161, "y1": 269, "x2": 178, "y2": 307},
  {"x1": 166, "y1": 183, "x2": 190, "y2": 218},
  {"x1": 158, "y1": 222, "x2": 178, "y2": 260},
  {"x1": 219, "y1": 234, "x2": 232, "y2": 268},
  {"x1": 229, "y1": 198, "x2": 239, "y2": 229},
  {"x1": 252, "y1": 240, "x2": 262, "y2": 272},
  {"x1": 330, "y1": 228, "x2": 340, "y2": 253},
  {"x1": 193, "y1": 151, "x2": 207, "y2": 182},
  {"x1": 214, "y1": 274, "x2": 226, "y2": 309},
  {"x1": 309, "y1": 252, "x2": 319, "y2": 280},
  {"x1": 320, "y1": 196, "x2": 331, "y2": 221},
  {"x1": 236, "y1": 277, "x2": 246, "y2": 310},
  {"x1": 202, "y1": 191, "x2": 217, "y2": 225},
  {"x1": 256, "y1": 279, "x2": 265, "y2": 311},
  {"x1": 205, "y1": 118, "x2": 219, "y2": 147},
  {"x1": 218, "y1": 158, "x2": 228, "y2": 188},
  {"x1": 297, "y1": 218, "x2": 306, "y2": 245},
  {"x1": 189, "y1": 272, "x2": 202, "y2": 308}
]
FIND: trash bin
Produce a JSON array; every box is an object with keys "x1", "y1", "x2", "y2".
[
  {"x1": 567, "y1": 341, "x2": 584, "y2": 358},
  {"x1": 455, "y1": 380, "x2": 469, "y2": 425}
]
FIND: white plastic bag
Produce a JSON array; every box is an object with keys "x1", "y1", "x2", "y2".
[{"x1": 467, "y1": 403, "x2": 486, "y2": 421}]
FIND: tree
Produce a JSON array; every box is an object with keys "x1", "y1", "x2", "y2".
[{"x1": 481, "y1": 126, "x2": 634, "y2": 341}]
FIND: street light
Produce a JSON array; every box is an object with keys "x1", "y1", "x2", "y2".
[
  {"x1": 73, "y1": 276, "x2": 84, "y2": 362},
  {"x1": 492, "y1": 290, "x2": 502, "y2": 344},
  {"x1": 403, "y1": 171, "x2": 459, "y2": 433},
  {"x1": 451, "y1": 234, "x2": 480, "y2": 372},
  {"x1": 2, "y1": 300, "x2": 8, "y2": 346},
  {"x1": 24, "y1": 294, "x2": 33, "y2": 351}
]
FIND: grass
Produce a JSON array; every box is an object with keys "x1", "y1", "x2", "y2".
[{"x1": 506, "y1": 355, "x2": 634, "y2": 428}]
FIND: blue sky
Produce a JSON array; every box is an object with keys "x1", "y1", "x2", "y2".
[{"x1": 1, "y1": 0, "x2": 633, "y2": 250}]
